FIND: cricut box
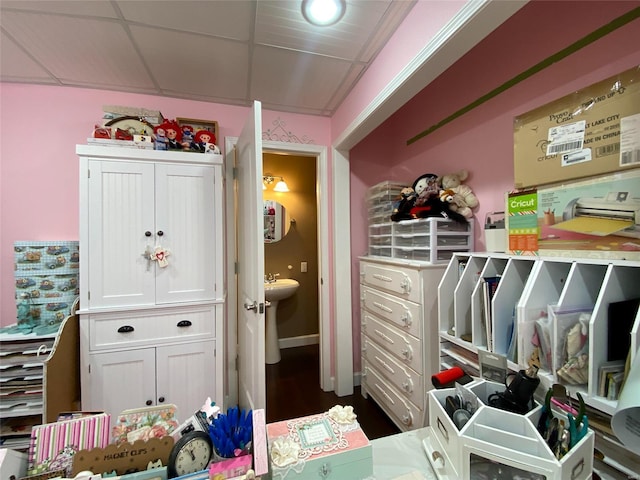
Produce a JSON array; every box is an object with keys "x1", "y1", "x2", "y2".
[
  {"x1": 514, "y1": 65, "x2": 640, "y2": 189},
  {"x1": 266, "y1": 407, "x2": 372, "y2": 480}
]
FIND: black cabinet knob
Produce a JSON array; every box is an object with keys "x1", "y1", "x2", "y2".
[
  {"x1": 117, "y1": 325, "x2": 134, "y2": 333},
  {"x1": 157, "y1": 230, "x2": 164, "y2": 236},
  {"x1": 158, "y1": 396, "x2": 165, "y2": 403},
  {"x1": 145, "y1": 231, "x2": 152, "y2": 237},
  {"x1": 177, "y1": 320, "x2": 192, "y2": 327},
  {"x1": 146, "y1": 400, "x2": 152, "y2": 406}
]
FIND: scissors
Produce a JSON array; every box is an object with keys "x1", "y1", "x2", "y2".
[
  {"x1": 536, "y1": 385, "x2": 588, "y2": 457},
  {"x1": 567, "y1": 392, "x2": 588, "y2": 449}
]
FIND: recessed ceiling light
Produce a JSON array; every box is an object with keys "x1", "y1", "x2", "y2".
[{"x1": 301, "y1": 0, "x2": 346, "y2": 27}]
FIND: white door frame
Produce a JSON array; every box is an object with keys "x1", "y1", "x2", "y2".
[{"x1": 225, "y1": 137, "x2": 335, "y2": 408}]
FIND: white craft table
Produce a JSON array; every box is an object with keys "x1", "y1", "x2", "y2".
[{"x1": 370, "y1": 428, "x2": 437, "y2": 480}]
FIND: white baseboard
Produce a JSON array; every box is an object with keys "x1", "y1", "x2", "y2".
[{"x1": 279, "y1": 334, "x2": 319, "y2": 349}]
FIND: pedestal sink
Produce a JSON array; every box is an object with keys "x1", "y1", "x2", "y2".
[{"x1": 264, "y1": 279, "x2": 299, "y2": 364}]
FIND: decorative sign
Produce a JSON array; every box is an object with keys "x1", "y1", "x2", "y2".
[{"x1": 71, "y1": 437, "x2": 174, "y2": 476}]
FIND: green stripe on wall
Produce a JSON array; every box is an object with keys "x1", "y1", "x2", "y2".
[{"x1": 406, "y1": 6, "x2": 640, "y2": 146}]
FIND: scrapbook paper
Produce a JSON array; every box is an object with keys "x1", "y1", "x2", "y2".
[
  {"x1": 28, "y1": 413, "x2": 110, "y2": 476},
  {"x1": 112, "y1": 404, "x2": 178, "y2": 444}
]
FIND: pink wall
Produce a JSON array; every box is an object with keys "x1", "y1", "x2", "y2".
[
  {"x1": 349, "y1": 1, "x2": 640, "y2": 371},
  {"x1": 331, "y1": 0, "x2": 466, "y2": 139},
  {"x1": 0, "y1": 86, "x2": 330, "y2": 325}
]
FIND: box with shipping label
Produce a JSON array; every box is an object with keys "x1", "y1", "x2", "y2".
[
  {"x1": 514, "y1": 66, "x2": 640, "y2": 189},
  {"x1": 537, "y1": 169, "x2": 640, "y2": 260},
  {"x1": 266, "y1": 407, "x2": 372, "y2": 480}
]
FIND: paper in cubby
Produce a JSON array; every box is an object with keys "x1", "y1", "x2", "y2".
[
  {"x1": 518, "y1": 306, "x2": 552, "y2": 373},
  {"x1": 549, "y1": 306, "x2": 592, "y2": 385}
]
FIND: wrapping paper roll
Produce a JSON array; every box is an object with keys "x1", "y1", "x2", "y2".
[{"x1": 611, "y1": 350, "x2": 640, "y2": 455}]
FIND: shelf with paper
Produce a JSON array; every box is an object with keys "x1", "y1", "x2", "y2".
[
  {"x1": 438, "y1": 252, "x2": 640, "y2": 421},
  {"x1": 0, "y1": 313, "x2": 79, "y2": 451}
]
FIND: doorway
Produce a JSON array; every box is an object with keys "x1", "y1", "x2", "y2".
[
  {"x1": 224, "y1": 137, "x2": 331, "y2": 409},
  {"x1": 263, "y1": 152, "x2": 319, "y2": 351}
]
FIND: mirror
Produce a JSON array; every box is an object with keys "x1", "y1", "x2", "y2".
[{"x1": 264, "y1": 200, "x2": 292, "y2": 243}]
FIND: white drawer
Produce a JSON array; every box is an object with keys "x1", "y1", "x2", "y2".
[
  {"x1": 87, "y1": 305, "x2": 215, "y2": 351},
  {"x1": 361, "y1": 286, "x2": 422, "y2": 339},
  {"x1": 362, "y1": 337, "x2": 424, "y2": 409},
  {"x1": 362, "y1": 312, "x2": 422, "y2": 374},
  {"x1": 363, "y1": 361, "x2": 423, "y2": 430},
  {"x1": 360, "y1": 262, "x2": 421, "y2": 303}
]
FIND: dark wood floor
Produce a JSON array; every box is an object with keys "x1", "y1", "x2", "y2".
[{"x1": 266, "y1": 344, "x2": 400, "y2": 440}]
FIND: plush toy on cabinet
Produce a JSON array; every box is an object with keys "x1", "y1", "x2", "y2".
[
  {"x1": 438, "y1": 169, "x2": 479, "y2": 219},
  {"x1": 390, "y1": 173, "x2": 467, "y2": 224},
  {"x1": 156, "y1": 120, "x2": 183, "y2": 150},
  {"x1": 410, "y1": 172, "x2": 467, "y2": 224},
  {"x1": 390, "y1": 186, "x2": 417, "y2": 221}
]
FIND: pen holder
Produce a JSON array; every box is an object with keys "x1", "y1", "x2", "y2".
[{"x1": 209, "y1": 407, "x2": 253, "y2": 460}]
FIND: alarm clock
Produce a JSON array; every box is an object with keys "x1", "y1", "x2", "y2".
[{"x1": 167, "y1": 430, "x2": 213, "y2": 478}]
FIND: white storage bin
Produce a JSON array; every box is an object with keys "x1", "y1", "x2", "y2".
[
  {"x1": 413, "y1": 249, "x2": 432, "y2": 262},
  {"x1": 426, "y1": 381, "x2": 594, "y2": 480},
  {"x1": 369, "y1": 245, "x2": 392, "y2": 257},
  {"x1": 437, "y1": 235, "x2": 470, "y2": 247}
]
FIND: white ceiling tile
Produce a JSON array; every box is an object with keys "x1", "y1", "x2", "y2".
[
  {"x1": 2, "y1": 12, "x2": 156, "y2": 89},
  {"x1": 0, "y1": 0, "x2": 119, "y2": 18},
  {"x1": 130, "y1": 26, "x2": 249, "y2": 99},
  {"x1": 117, "y1": 0, "x2": 254, "y2": 41},
  {"x1": 0, "y1": 32, "x2": 56, "y2": 82},
  {"x1": 0, "y1": 0, "x2": 427, "y2": 116},
  {"x1": 254, "y1": 0, "x2": 398, "y2": 61},
  {"x1": 251, "y1": 45, "x2": 351, "y2": 111}
]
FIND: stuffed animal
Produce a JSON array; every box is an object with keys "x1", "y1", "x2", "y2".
[
  {"x1": 439, "y1": 169, "x2": 479, "y2": 219},
  {"x1": 390, "y1": 186, "x2": 417, "y2": 222},
  {"x1": 412, "y1": 173, "x2": 439, "y2": 208},
  {"x1": 410, "y1": 194, "x2": 467, "y2": 224}
]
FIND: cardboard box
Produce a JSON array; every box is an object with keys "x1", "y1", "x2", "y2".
[{"x1": 514, "y1": 66, "x2": 640, "y2": 188}]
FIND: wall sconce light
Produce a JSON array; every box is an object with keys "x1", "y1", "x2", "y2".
[
  {"x1": 263, "y1": 173, "x2": 290, "y2": 192},
  {"x1": 301, "y1": 0, "x2": 346, "y2": 27}
]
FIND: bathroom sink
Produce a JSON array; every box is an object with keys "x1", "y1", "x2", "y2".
[
  {"x1": 264, "y1": 278, "x2": 299, "y2": 302},
  {"x1": 263, "y1": 278, "x2": 299, "y2": 364}
]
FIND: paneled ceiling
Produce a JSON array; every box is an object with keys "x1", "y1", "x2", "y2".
[{"x1": 0, "y1": 0, "x2": 416, "y2": 117}]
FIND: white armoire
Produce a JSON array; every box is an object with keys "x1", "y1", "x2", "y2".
[{"x1": 76, "y1": 145, "x2": 224, "y2": 421}]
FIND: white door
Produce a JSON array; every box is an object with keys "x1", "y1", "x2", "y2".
[
  {"x1": 237, "y1": 101, "x2": 266, "y2": 411},
  {"x1": 156, "y1": 341, "x2": 215, "y2": 419},
  {"x1": 155, "y1": 164, "x2": 216, "y2": 304},
  {"x1": 87, "y1": 160, "x2": 155, "y2": 308},
  {"x1": 90, "y1": 348, "x2": 156, "y2": 419}
]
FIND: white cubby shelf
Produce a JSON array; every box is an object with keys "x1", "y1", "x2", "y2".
[{"x1": 438, "y1": 252, "x2": 640, "y2": 417}]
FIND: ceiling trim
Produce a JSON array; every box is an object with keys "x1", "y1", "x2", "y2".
[{"x1": 333, "y1": 0, "x2": 528, "y2": 153}]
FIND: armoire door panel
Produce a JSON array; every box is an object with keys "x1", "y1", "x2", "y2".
[
  {"x1": 88, "y1": 160, "x2": 156, "y2": 308},
  {"x1": 89, "y1": 349, "x2": 156, "y2": 419},
  {"x1": 156, "y1": 341, "x2": 215, "y2": 418},
  {"x1": 155, "y1": 165, "x2": 216, "y2": 304}
]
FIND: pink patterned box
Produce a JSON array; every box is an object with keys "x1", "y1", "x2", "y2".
[{"x1": 266, "y1": 406, "x2": 372, "y2": 480}]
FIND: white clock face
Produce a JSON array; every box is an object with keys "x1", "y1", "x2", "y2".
[{"x1": 173, "y1": 435, "x2": 212, "y2": 475}]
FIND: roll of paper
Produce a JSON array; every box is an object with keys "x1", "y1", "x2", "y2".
[{"x1": 611, "y1": 350, "x2": 640, "y2": 455}]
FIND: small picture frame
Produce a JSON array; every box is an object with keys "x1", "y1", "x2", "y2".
[{"x1": 176, "y1": 117, "x2": 219, "y2": 145}]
